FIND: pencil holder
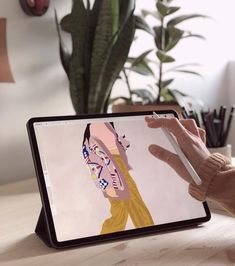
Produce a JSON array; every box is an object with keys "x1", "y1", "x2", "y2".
[{"x1": 208, "y1": 144, "x2": 232, "y2": 162}]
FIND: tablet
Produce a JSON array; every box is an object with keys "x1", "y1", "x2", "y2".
[{"x1": 27, "y1": 110, "x2": 210, "y2": 249}]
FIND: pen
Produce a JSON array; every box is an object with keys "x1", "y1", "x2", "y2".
[
  {"x1": 153, "y1": 112, "x2": 202, "y2": 186},
  {"x1": 222, "y1": 106, "x2": 234, "y2": 146}
]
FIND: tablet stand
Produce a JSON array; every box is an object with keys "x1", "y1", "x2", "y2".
[{"x1": 35, "y1": 208, "x2": 52, "y2": 247}]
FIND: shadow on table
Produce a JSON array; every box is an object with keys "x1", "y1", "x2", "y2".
[
  {"x1": 0, "y1": 178, "x2": 38, "y2": 197},
  {"x1": 0, "y1": 234, "x2": 58, "y2": 262}
]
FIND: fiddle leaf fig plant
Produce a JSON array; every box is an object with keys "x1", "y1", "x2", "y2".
[{"x1": 55, "y1": 0, "x2": 135, "y2": 114}]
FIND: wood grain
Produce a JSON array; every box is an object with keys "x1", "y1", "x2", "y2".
[{"x1": 0, "y1": 178, "x2": 235, "y2": 266}]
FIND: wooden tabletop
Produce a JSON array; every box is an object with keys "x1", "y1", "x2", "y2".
[{"x1": 0, "y1": 178, "x2": 235, "y2": 266}]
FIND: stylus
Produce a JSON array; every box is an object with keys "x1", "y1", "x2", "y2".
[{"x1": 152, "y1": 112, "x2": 202, "y2": 186}]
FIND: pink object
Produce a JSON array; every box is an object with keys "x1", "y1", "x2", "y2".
[{"x1": 20, "y1": 0, "x2": 50, "y2": 16}]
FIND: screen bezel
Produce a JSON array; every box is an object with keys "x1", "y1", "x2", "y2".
[{"x1": 27, "y1": 110, "x2": 211, "y2": 249}]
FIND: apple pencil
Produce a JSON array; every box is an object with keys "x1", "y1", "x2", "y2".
[{"x1": 153, "y1": 112, "x2": 202, "y2": 186}]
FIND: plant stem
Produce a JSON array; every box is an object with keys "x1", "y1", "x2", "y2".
[{"x1": 123, "y1": 69, "x2": 132, "y2": 103}]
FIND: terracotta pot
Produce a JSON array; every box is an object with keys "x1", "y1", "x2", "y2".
[{"x1": 112, "y1": 102, "x2": 183, "y2": 118}]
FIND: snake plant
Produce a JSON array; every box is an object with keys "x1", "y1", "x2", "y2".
[{"x1": 55, "y1": 0, "x2": 135, "y2": 114}]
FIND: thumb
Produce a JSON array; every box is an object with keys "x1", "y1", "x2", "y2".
[{"x1": 149, "y1": 145, "x2": 193, "y2": 184}]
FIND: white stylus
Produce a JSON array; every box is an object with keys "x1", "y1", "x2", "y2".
[{"x1": 153, "y1": 112, "x2": 202, "y2": 186}]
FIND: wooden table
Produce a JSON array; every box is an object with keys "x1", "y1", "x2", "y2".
[{"x1": 1, "y1": 178, "x2": 235, "y2": 266}]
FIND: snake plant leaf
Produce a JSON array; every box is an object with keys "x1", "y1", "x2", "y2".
[
  {"x1": 161, "y1": 78, "x2": 174, "y2": 88},
  {"x1": 69, "y1": 0, "x2": 88, "y2": 114},
  {"x1": 167, "y1": 14, "x2": 207, "y2": 27},
  {"x1": 97, "y1": 13, "x2": 135, "y2": 113},
  {"x1": 119, "y1": 0, "x2": 135, "y2": 27},
  {"x1": 60, "y1": 14, "x2": 72, "y2": 33},
  {"x1": 111, "y1": 0, "x2": 119, "y2": 36},
  {"x1": 165, "y1": 27, "x2": 184, "y2": 51},
  {"x1": 157, "y1": 51, "x2": 175, "y2": 63},
  {"x1": 55, "y1": 10, "x2": 71, "y2": 76},
  {"x1": 89, "y1": 0, "x2": 114, "y2": 112},
  {"x1": 135, "y1": 15, "x2": 154, "y2": 35}
]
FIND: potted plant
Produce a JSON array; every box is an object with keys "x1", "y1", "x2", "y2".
[
  {"x1": 55, "y1": 0, "x2": 135, "y2": 114},
  {"x1": 112, "y1": 0, "x2": 207, "y2": 113}
]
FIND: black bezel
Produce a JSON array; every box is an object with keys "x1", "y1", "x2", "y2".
[{"x1": 27, "y1": 110, "x2": 211, "y2": 249}]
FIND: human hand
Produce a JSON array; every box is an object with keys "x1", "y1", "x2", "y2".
[
  {"x1": 106, "y1": 187, "x2": 119, "y2": 198},
  {"x1": 145, "y1": 116, "x2": 210, "y2": 184}
]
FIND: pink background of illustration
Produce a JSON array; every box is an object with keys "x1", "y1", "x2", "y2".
[{"x1": 35, "y1": 117, "x2": 206, "y2": 242}]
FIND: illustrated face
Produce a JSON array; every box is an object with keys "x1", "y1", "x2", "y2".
[{"x1": 90, "y1": 123, "x2": 117, "y2": 148}]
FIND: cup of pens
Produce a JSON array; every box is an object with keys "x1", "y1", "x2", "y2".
[
  {"x1": 182, "y1": 106, "x2": 234, "y2": 161},
  {"x1": 202, "y1": 106, "x2": 234, "y2": 161}
]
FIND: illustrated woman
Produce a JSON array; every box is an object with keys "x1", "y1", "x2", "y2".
[{"x1": 82, "y1": 122, "x2": 154, "y2": 234}]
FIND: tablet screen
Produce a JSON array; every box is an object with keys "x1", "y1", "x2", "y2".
[{"x1": 32, "y1": 112, "x2": 209, "y2": 243}]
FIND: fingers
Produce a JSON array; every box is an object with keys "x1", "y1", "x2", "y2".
[
  {"x1": 149, "y1": 144, "x2": 192, "y2": 183},
  {"x1": 145, "y1": 116, "x2": 205, "y2": 141},
  {"x1": 198, "y1": 128, "x2": 206, "y2": 144},
  {"x1": 180, "y1": 119, "x2": 200, "y2": 137},
  {"x1": 145, "y1": 117, "x2": 188, "y2": 141}
]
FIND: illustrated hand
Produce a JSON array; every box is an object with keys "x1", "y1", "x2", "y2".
[
  {"x1": 106, "y1": 187, "x2": 119, "y2": 198},
  {"x1": 145, "y1": 116, "x2": 210, "y2": 184}
]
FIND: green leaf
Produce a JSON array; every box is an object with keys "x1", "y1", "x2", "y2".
[
  {"x1": 128, "y1": 62, "x2": 154, "y2": 76},
  {"x1": 156, "y1": 2, "x2": 180, "y2": 17},
  {"x1": 160, "y1": 88, "x2": 175, "y2": 101},
  {"x1": 135, "y1": 15, "x2": 154, "y2": 35},
  {"x1": 171, "y1": 69, "x2": 202, "y2": 77},
  {"x1": 60, "y1": 14, "x2": 72, "y2": 33},
  {"x1": 167, "y1": 14, "x2": 207, "y2": 27},
  {"x1": 156, "y1": 1, "x2": 168, "y2": 17},
  {"x1": 96, "y1": 8, "x2": 135, "y2": 113},
  {"x1": 141, "y1": 9, "x2": 160, "y2": 20},
  {"x1": 182, "y1": 33, "x2": 206, "y2": 40},
  {"x1": 131, "y1": 49, "x2": 153, "y2": 66},
  {"x1": 119, "y1": 0, "x2": 135, "y2": 27},
  {"x1": 131, "y1": 89, "x2": 156, "y2": 103},
  {"x1": 55, "y1": 10, "x2": 71, "y2": 76},
  {"x1": 166, "y1": 63, "x2": 201, "y2": 72},
  {"x1": 161, "y1": 79, "x2": 174, "y2": 88},
  {"x1": 167, "y1": 6, "x2": 180, "y2": 15},
  {"x1": 111, "y1": 0, "x2": 119, "y2": 37},
  {"x1": 165, "y1": 27, "x2": 184, "y2": 51},
  {"x1": 68, "y1": 0, "x2": 88, "y2": 114},
  {"x1": 89, "y1": 0, "x2": 114, "y2": 112},
  {"x1": 153, "y1": 26, "x2": 162, "y2": 50},
  {"x1": 157, "y1": 51, "x2": 175, "y2": 63}
]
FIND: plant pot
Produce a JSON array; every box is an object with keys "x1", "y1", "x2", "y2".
[{"x1": 112, "y1": 102, "x2": 183, "y2": 118}]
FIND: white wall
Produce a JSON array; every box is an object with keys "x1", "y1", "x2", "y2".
[
  {"x1": 112, "y1": 0, "x2": 235, "y2": 153},
  {"x1": 1, "y1": 0, "x2": 235, "y2": 184},
  {"x1": 0, "y1": 0, "x2": 74, "y2": 184},
  {"x1": 112, "y1": 0, "x2": 235, "y2": 108}
]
